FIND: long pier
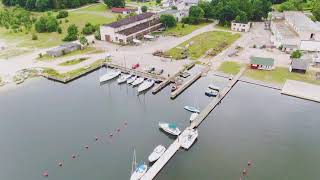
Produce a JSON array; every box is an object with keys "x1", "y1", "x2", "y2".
[{"x1": 141, "y1": 68, "x2": 246, "y2": 179}]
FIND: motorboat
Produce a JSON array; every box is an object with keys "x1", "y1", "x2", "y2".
[
  {"x1": 138, "y1": 79, "x2": 155, "y2": 92},
  {"x1": 205, "y1": 89, "x2": 219, "y2": 97},
  {"x1": 99, "y1": 69, "x2": 121, "y2": 83},
  {"x1": 178, "y1": 128, "x2": 198, "y2": 149},
  {"x1": 130, "y1": 149, "x2": 147, "y2": 180},
  {"x1": 132, "y1": 77, "x2": 144, "y2": 87},
  {"x1": 127, "y1": 75, "x2": 137, "y2": 84},
  {"x1": 184, "y1": 106, "x2": 200, "y2": 113},
  {"x1": 208, "y1": 84, "x2": 220, "y2": 91},
  {"x1": 159, "y1": 122, "x2": 181, "y2": 136},
  {"x1": 130, "y1": 163, "x2": 147, "y2": 180},
  {"x1": 189, "y1": 113, "x2": 199, "y2": 122},
  {"x1": 117, "y1": 74, "x2": 131, "y2": 84},
  {"x1": 148, "y1": 145, "x2": 166, "y2": 163}
]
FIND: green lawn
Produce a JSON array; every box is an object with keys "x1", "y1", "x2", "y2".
[
  {"x1": 164, "y1": 31, "x2": 240, "y2": 60},
  {"x1": 214, "y1": 24, "x2": 231, "y2": 31},
  {"x1": 37, "y1": 47, "x2": 103, "y2": 61},
  {"x1": 245, "y1": 67, "x2": 320, "y2": 85},
  {"x1": 218, "y1": 61, "x2": 241, "y2": 75},
  {"x1": 126, "y1": 0, "x2": 158, "y2": 7},
  {"x1": 162, "y1": 23, "x2": 210, "y2": 37},
  {"x1": 0, "y1": 3, "x2": 116, "y2": 51},
  {"x1": 59, "y1": 57, "x2": 89, "y2": 66}
]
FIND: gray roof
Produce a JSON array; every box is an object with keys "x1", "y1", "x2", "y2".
[
  {"x1": 284, "y1": 11, "x2": 320, "y2": 32},
  {"x1": 250, "y1": 56, "x2": 275, "y2": 66},
  {"x1": 103, "y1": 12, "x2": 155, "y2": 28},
  {"x1": 184, "y1": 0, "x2": 198, "y2": 4},
  {"x1": 47, "y1": 43, "x2": 80, "y2": 53},
  {"x1": 291, "y1": 59, "x2": 309, "y2": 70},
  {"x1": 158, "y1": 9, "x2": 179, "y2": 16}
]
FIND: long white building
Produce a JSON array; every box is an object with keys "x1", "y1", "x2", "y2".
[
  {"x1": 270, "y1": 11, "x2": 320, "y2": 52},
  {"x1": 100, "y1": 12, "x2": 162, "y2": 44}
]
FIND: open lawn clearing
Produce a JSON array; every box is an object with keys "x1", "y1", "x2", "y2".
[
  {"x1": 245, "y1": 67, "x2": 320, "y2": 85},
  {"x1": 164, "y1": 31, "x2": 240, "y2": 60},
  {"x1": 37, "y1": 47, "x2": 103, "y2": 61},
  {"x1": 59, "y1": 57, "x2": 89, "y2": 66},
  {"x1": 162, "y1": 23, "x2": 210, "y2": 37},
  {"x1": 218, "y1": 61, "x2": 242, "y2": 75},
  {"x1": 126, "y1": 0, "x2": 158, "y2": 7},
  {"x1": 214, "y1": 24, "x2": 231, "y2": 31}
]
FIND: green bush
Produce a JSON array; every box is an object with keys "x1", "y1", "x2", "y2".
[
  {"x1": 32, "y1": 33, "x2": 38, "y2": 40},
  {"x1": 160, "y1": 14, "x2": 177, "y2": 28},
  {"x1": 56, "y1": 10, "x2": 69, "y2": 19},
  {"x1": 82, "y1": 23, "x2": 95, "y2": 35}
]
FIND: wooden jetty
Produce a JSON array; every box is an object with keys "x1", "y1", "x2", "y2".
[
  {"x1": 170, "y1": 71, "x2": 202, "y2": 99},
  {"x1": 141, "y1": 68, "x2": 246, "y2": 179},
  {"x1": 152, "y1": 62, "x2": 196, "y2": 94},
  {"x1": 106, "y1": 62, "x2": 166, "y2": 82}
]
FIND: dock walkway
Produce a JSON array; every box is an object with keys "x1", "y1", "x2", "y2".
[
  {"x1": 142, "y1": 68, "x2": 246, "y2": 179},
  {"x1": 281, "y1": 80, "x2": 320, "y2": 102}
]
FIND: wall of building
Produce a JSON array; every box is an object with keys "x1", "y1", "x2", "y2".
[{"x1": 231, "y1": 22, "x2": 251, "y2": 32}]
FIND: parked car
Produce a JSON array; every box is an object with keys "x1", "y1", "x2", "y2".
[
  {"x1": 132, "y1": 63, "x2": 140, "y2": 69},
  {"x1": 155, "y1": 69, "x2": 164, "y2": 75}
]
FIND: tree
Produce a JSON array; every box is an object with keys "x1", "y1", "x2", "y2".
[
  {"x1": 189, "y1": 6, "x2": 204, "y2": 19},
  {"x1": 278, "y1": 0, "x2": 297, "y2": 12},
  {"x1": 35, "y1": 0, "x2": 49, "y2": 11},
  {"x1": 160, "y1": 14, "x2": 177, "y2": 28},
  {"x1": 251, "y1": 0, "x2": 272, "y2": 21},
  {"x1": 35, "y1": 15, "x2": 59, "y2": 33},
  {"x1": 141, "y1": 5, "x2": 148, "y2": 13},
  {"x1": 25, "y1": 0, "x2": 36, "y2": 10},
  {"x1": 82, "y1": 23, "x2": 95, "y2": 35},
  {"x1": 116, "y1": 14, "x2": 123, "y2": 21},
  {"x1": 312, "y1": 1, "x2": 320, "y2": 21},
  {"x1": 63, "y1": 24, "x2": 79, "y2": 41},
  {"x1": 94, "y1": 28, "x2": 101, "y2": 40},
  {"x1": 80, "y1": 36, "x2": 88, "y2": 46},
  {"x1": 103, "y1": 0, "x2": 125, "y2": 8},
  {"x1": 35, "y1": 16, "x2": 47, "y2": 32},
  {"x1": 291, "y1": 50, "x2": 302, "y2": 59},
  {"x1": 56, "y1": 10, "x2": 69, "y2": 19},
  {"x1": 156, "y1": 0, "x2": 161, "y2": 4},
  {"x1": 235, "y1": 11, "x2": 248, "y2": 23},
  {"x1": 46, "y1": 16, "x2": 59, "y2": 32}
]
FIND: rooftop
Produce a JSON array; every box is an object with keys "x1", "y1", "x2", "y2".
[
  {"x1": 284, "y1": 11, "x2": 320, "y2": 32},
  {"x1": 103, "y1": 12, "x2": 155, "y2": 28},
  {"x1": 291, "y1": 59, "x2": 309, "y2": 70},
  {"x1": 111, "y1": 7, "x2": 136, "y2": 13},
  {"x1": 158, "y1": 9, "x2": 180, "y2": 15},
  {"x1": 117, "y1": 19, "x2": 161, "y2": 36},
  {"x1": 250, "y1": 56, "x2": 275, "y2": 66}
]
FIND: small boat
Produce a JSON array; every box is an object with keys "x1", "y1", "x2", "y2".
[
  {"x1": 117, "y1": 74, "x2": 131, "y2": 84},
  {"x1": 138, "y1": 79, "x2": 155, "y2": 92},
  {"x1": 130, "y1": 149, "x2": 147, "y2": 180},
  {"x1": 171, "y1": 85, "x2": 178, "y2": 92},
  {"x1": 132, "y1": 77, "x2": 144, "y2": 86},
  {"x1": 148, "y1": 145, "x2": 166, "y2": 163},
  {"x1": 99, "y1": 69, "x2": 121, "y2": 83},
  {"x1": 178, "y1": 128, "x2": 198, "y2": 149},
  {"x1": 127, "y1": 75, "x2": 137, "y2": 84},
  {"x1": 189, "y1": 113, "x2": 199, "y2": 122},
  {"x1": 159, "y1": 122, "x2": 181, "y2": 136},
  {"x1": 184, "y1": 106, "x2": 200, "y2": 113},
  {"x1": 208, "y1": 84, "x2": 220, "y2": 91},
  {"x1": 205, "y1": 89, "x2": 219, "y2": 97}
]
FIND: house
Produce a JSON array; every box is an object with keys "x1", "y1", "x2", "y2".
[
  {"x1": 100, "y1": 12, "x2": 162, "y2": 44},
  {"x1": 158, "y1": 9, "x2": 185, "y2": 21},
  {"x1": 111, "y1": 7, "x2": 136, "y2": 15},
  {"x1": 231, "y1": 21, "x2": 252, "y2": 32},
  {"x1": 289, "y1": 59, "x2": 309, "y2": 73},
  {"x1": 46, "y1": 43, "x2": 81, "y2": 57},
  {"x1": 270, "y1": 11, "x2": 320, "y2": 52},
  {"x1": 250, "y1": 56, "x2": 275, "y2": 70}
]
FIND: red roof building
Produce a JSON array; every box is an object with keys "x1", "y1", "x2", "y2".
[{"x1": 111, "y1": 7, "x2": 136, "y2": 14}]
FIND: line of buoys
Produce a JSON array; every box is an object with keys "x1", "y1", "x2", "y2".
[{"x1": 44, "y1": 121, "x2": 129, "y2": 178}]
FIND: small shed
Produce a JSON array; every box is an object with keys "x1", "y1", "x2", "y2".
[
  {"x1": 46, "y1": 43, "x2": 81, "y2": 57},
  {"x1": 250, "y1": 56, "x2": 275, "y2": 70},
  {"x1": 289, "y1": 58, "x2": 309, "y2": 74}
]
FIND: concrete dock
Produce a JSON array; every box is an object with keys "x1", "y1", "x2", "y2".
[
  {"x1": 170, "y1": 71, "x2": 202, "y2": 99},
  {"x1": 141, "y1": 68, "x2": 246, "y2": 179},
  {"x1": 281, "y1": 80, "x2": 320, "y2": 102}
]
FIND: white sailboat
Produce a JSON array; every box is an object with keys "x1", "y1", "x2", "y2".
[
  {"x1": 178, "y1": 128, "x2": 198, "y2": 150},
  {"x1": 138, "y1": 79, "x2": 155, "y2": 92},
  {"x1": 159, "y1": 122, "x2": 181, "y2": 136},
  {"x1": 189, "y1": 113, "x2": 199, "y2": 122},
  {"x1": 148, "y1": 145, "x2": 166, "y2": 163},
  {"x1": 127, "y1": 75, "x2": 137, "y2": 84},
  {"x1": 118, "y1": 74, "x2": 131, "y2": 84},
  {"x1": 132, "y1": 77, "x2": 144, "y2": 87},
  {"x1": 130, "y1": 149, "x2": 147, "y2": 180},
  {"x1": 99, "y1": 69, "x2": 121, "y2": 83},
  {"x1": 184, "y1": 106, "x2": 200, "y2": 113}
]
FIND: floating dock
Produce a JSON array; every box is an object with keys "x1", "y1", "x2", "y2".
[
  {"x1": 141, "y1": 68, "x2": 246, "y2": 179},
  {"x1": 170, "y1": 71, "x2": 202, "y2": 99},
  {"x1": 281, "y1": 80, "x2": 320, "y2": 102},
  {"x1": 152, "y1": 62, "x2": 195, "y2": 94}
]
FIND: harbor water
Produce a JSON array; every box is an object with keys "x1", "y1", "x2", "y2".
[{"x1": 0, "y1": 70, "x2": 319, "y2": 180}]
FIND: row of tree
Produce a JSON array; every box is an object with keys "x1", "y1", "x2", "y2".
[
  {"x1": 1, "y1": 0, "x2": 96, "y2": 11},
  {"x1": 197, "y1": 0, "x2": 272, "y2": 25}
]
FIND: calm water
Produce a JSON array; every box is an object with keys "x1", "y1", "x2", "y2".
[{"x1": 0, "y1": 70, "x2": 319, "y2": 180}]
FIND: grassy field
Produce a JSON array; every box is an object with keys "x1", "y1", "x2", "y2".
[
  {"x1": 218, "y1": 61, "x2": 241, "y2": 75},
  {"x1": 162, "y1": 23, "x2": 210, "y2": 37},
  {"x1": 59, "y1": 57, "x2": 89, "y2": 66},
  {"x1": 0, "y1": 3, "x2": 115, "y2": 50},
  {"x1": 37, "y1": 47, "x2": 102, "y2": 61},
  {"x1": 214, "y1": 24, "x2": 231, "y2": 31},
  {"x1": 245, "y1": 67, "x2": 320, "y2": 85},
  {"x1": 126, "y1": 0, "x2": 158, "y2": 7},
  {"x1": 164, "y1": 31, "x2": 240, "y2": 60}
]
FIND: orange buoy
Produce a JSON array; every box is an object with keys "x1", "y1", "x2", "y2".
[{"x1": 42, "y1": 170, "x2": 48, "y2": 177}]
